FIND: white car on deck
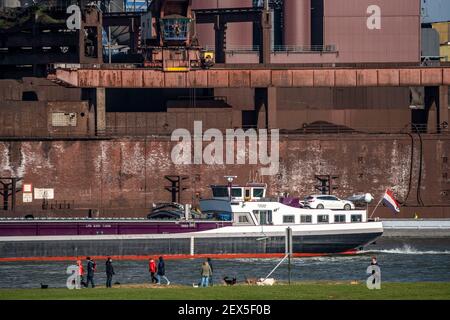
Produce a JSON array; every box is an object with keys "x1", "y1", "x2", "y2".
[{"x1": 305, "y1": 195, "x2": 355, "y2": 210}]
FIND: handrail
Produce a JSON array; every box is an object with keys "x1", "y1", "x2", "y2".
[{"x1": 273, "y1": 45, "x2": 338, "y2": 53}]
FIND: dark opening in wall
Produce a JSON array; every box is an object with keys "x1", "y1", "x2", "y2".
[
  {"x1": 311, "y1": 0, "x2": 324, "y2": 49},
  {"x1": 22, "y1": 91, "x2": 38, "y2": 101},
  {"x1": 242, "y1": 110, "x2": 258, "y2": 129},
  {"x1": 106, "y1": 88, "x2": 214, "y2": 112}
]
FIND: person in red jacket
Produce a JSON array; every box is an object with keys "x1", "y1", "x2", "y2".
[
  {"x1": 149, "y1": 258, "x2": 157, "y2": 284},
  {"x1": 76, "y1": 259, "x2": 85, "y2": 287}
]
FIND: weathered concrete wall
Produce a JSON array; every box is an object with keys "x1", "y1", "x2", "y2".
[
  {"x1": 0, "y1": 78, "x2": 82, "y2": 102},
  {"x1": 0, "y1": 135, "x2": 448, "y2": 218}
]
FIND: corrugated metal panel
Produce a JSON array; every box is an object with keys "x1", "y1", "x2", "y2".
[
  {"x1": 421, "y1": 0, "x2": 450, "y2": 24},
  {"x1": 192, "y1": 0, "x2": 253, "y2": 47},
  {"x1": 324, "y1": 0, "x2": 421, "y2": 63},
  {"x1": 277, "y1": 87, "x2": 409, "y2": 111},
  {"x1": 325, "y1": 0, "x2": 420, "y2": 16},
  {"x1": 195, "y1": 23, "x2": 214, "y2": 47},
  {"x1": 422, "y1": 28, "x2": 440, "y2": 57},
  {"x1": 226, "y1": 22, "x2": 253, "y2": 47}
]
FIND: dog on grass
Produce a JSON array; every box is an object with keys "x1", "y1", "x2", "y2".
[
  {"x1": 256, "y1": 278, "x2": 275, "y2": 286},
  {"x1": 223, "y1": 277, "x2": 237, "y2": 286},
  {"x1": 245, "y1": 277, "x2": 258, "y2": 285}
]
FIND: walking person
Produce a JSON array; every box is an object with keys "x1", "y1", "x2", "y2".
[
  {"x1": 149, "y1": 258, "x2": 158, "y2": 284},
  {"x1": 200, "y1": 261, "x2": 212, "y2": 287},
  {"x1": 86, "y1": 256, "x2": 96, "y2": 288},
  {"x1": 207, "y1": 257, "x2": 213, "y2": 286},
  {"x1": 105, "y1": 257, "x2": 115, "y2": 288},
  {"x1": 76, "y1": 259, "x2": 85, "y2": 288},
  {"x1": 156, "y1": 256, "x2": 170, "y2": 285}
]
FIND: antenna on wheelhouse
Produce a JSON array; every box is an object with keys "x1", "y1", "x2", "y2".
[{"x1": 224, "y1": 176, "x2": 237, "y2": 202}]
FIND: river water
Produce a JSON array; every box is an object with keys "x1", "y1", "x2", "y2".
[{"x1": 0, "y1": 237, "x2": 449, "y2": 289}]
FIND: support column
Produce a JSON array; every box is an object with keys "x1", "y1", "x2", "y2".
[
  {"x1": 214, "y1": 16, "x2": 226, "y2": 64},
  {"x1": 96, "y1": 87, "x2": 106, "y2": 136},
  {"x1": 439, "y1": 85, "x2": 449, "y2": 133},
  {"x1": 11, "y1": 178, "x2": 17, "y2": 212},
  {"x1": 267, "y1": 87, "x2": 277, "y2": 129},
  {"x1": 261, "y1": 8, "x2": 272, "y2": 65}
]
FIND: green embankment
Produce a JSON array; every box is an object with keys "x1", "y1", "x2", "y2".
[{"x1": 0, "y1": 282, "x2": 449, "y2": 300}]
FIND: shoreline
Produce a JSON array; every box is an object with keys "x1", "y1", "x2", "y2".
[{"x1": 1, "y1": 281, "x2": 449, "y2": 300}]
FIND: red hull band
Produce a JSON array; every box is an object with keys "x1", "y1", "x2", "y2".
[{"x1": 0, "y1": 250, "x2": 358, "y2": 262}]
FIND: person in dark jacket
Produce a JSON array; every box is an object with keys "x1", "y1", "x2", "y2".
[
  {"x1": 207, "y1": 257, "x2": 213, "y2": 286},
  {"x1": 105, "y1": 257, "x2": 115, "y2": 288},
  {"x1": 86, "y1": 256, "x2": 96, "y2": 288},
  {"x1": 156, "y1": 256, "x2": 170, "y2": 285}
]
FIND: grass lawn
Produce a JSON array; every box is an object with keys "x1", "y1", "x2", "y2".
[{"x1": 0, "y1": 282, "x2": 449, "y2": 300}]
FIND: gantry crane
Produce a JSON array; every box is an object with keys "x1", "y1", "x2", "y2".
[{"x1": 140, "y1": 0, "x2": 214, "y2": 71}]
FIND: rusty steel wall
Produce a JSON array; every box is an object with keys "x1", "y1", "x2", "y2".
[
  {"x1": 105, "y1": 108, "x2": 234, "y2": 135},
  {"x1": 0, "y1": 101, "x2": 92, "y2": 137},
  {"x1": 0, "y1": 136, "x2": 448, "y2": 218}
]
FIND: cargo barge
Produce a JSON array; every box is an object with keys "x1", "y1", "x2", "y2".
[{"x1": 0, "y1": 184, "x2": 383, "y2": 261}]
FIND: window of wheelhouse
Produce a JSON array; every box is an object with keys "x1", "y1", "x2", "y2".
[
  {"x1": 334, "y1": 215, "x2": 346, "y2": 223},
  {"x1": 252, "y1": 188, "x2": 265, "y2": 198},
  {"x1": 231, "y1": 188, "x2": 243, "y2": 198},
  {"x1": 351, "y1": 214, "x2": 362, "y2": 223},
  {"x1": 212, "y1": 186, "x2": 228, "y2": 198},
  {"x1": 253, "y1": 210, "x2": 272, "y2": 225},
  {"x1": 283, "y1": 215, "x2": 295, "y2": 224},
  {"x1": 317, "y1": 215, "x2": 329, "y2": 223}
]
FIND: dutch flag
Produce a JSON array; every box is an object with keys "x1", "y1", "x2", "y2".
[{"x1": 382, "y1": 189, "x2": 400, "y2": 214}]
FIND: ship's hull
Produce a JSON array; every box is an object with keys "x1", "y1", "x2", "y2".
[{"x1": 0, "y1": 221, "x2": 383, "y2": 260}]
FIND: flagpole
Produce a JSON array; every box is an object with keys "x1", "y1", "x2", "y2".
[{"x1": 369, "y1": 192, "x2": 385, "y2": 219}]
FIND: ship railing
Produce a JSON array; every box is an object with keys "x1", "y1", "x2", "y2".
[
  {"x1": 272, "y1": 45, "x2": 338, "y2": 53},
  {"x1": 278, "y1": 124, "x2": 449, "y2": 135},
  {"x1": 97, "y1": 124, "x2": 450, "y2": 137},
  {"x1": 2, "y1": 124, "x2": 448, "y2": 140},
  {"x1": 225, "y1": 45, "x2": 261, "y2": 53}
]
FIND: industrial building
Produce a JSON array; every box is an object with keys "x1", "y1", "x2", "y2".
[{"x1": 0, "y1": 0, "x2": 449, "y2": 219}]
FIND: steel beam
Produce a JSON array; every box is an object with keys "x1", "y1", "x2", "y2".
[
  {"x1": 54, "y1": 67, "x2": 450, "y2": 89},
  {"x1": 96, "y1": 88, "x2": 106, "y2": 136},
  {"x1": 439, "y1": 86, "x2": 449, "y2": 133}
]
